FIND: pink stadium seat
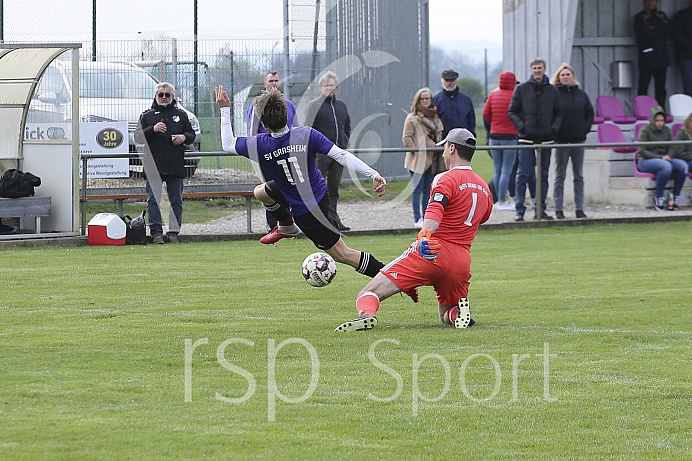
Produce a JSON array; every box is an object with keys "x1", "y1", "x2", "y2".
[
  {"x1": 596, "y1": 96, "x2": 637, "y2": 124},
  {"x1": 592, "y1": 115, "x2": 605, "y2": 124},
  {"x1": 597, "y1": 123, "x2": 637, "y2": 153},
  {"x1": 633, "y1": 95, "x2": 673, "y2": 122},
  {"x1": 633, "y1": 155, "x2": 656, "y2": 180},
  {"x1": 671, "y1": 123, "x2": 682, "y2": 137}
]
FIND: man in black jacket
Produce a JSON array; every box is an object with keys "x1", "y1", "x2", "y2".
[
  {"x1": 135, "y1": 83, "x2": 195, "y2": 244},
  {"x1": 673, "y1": 0, "x2": 692, "y2": 96},
  {"x1": 305, "y1": 71, "x2": 351, "y2": 231},
  {"x1": 634, "y1": 0, "x2": 673, "y2": 106},
  {"x1": 508, "y1": 57, "x2": 563, "y2": 221}
]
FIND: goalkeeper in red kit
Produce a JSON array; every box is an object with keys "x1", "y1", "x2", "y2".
[{"x1": 335, "y1": 128, "x2": 493, "y2": 331}]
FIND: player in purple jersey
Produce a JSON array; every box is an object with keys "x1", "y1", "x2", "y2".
[{"x1": 215, "y1": 85, "x2": 395, "y2": 279}]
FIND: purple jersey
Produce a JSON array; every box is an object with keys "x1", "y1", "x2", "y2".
[{"x1": 234, "y1": 126, "x2": 334, "y2": 216}]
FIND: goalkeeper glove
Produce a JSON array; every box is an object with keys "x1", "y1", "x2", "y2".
[{"x1": 416, "y1": 228, "x2": 441, "y2": 260}]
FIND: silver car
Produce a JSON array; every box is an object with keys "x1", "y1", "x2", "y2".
[{"x1": 29, "y1": 60, "x2": 202, "y2": 176}]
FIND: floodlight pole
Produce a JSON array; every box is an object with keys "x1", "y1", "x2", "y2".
[
  {"x1": 283, "y1": 0, "x2": 291, "y2": 100},
  {"x1": 193, "y1": 0, "x2": 198, "y2": 115},
  {"x1": 1, "y1": 0, "x2": 4, "y2": 42},
  {"x1": 92, "y1": 0, "x2": 96, "y2": 61}
]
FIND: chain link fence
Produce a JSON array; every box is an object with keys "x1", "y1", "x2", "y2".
[{"x1": 7, "y1": 1, "x2": 429, "y2": 190}]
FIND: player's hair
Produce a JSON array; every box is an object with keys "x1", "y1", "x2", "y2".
[
  {"x1": 319, "y1": 70, "x2": 339, "y2": 86},
  {"x1": 254, "y1": 87, "x2": 288, "y2": 131},
  {"x1": 265, "y1": 71, "x2": 280, "y2": 81},
  {"x1": 529, "y1": 57, "x2": 547, "y2": 69},
  {"x1": 451, "y1": 143, "x2": 476, "y2": 162},
  {"x1": 155, "y1": 82, "x2": 175, "y2": 95},
  {"x1": 411, "y1": 87, "x2": 433, "y2": 113}
]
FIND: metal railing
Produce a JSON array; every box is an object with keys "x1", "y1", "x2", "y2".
[{"x1": 80, "y1": 137, "x2": 692, "y2": 232}]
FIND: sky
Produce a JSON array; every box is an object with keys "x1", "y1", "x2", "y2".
[{"x1": 2, "y1": 0, "x2": 503, "y2": 51}]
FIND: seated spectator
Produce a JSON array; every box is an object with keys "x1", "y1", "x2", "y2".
[
  {"x1": 636, "y1": 106, "x2": 689, "y2": 210},
  {"x1": 672, "y1": 112, "x2": 692, "y2": 180}
]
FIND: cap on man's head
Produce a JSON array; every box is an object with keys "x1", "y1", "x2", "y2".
[
  {"x1": 436, "y1": 128, "x2": 477, "y2": 148},
  {"x1": 441, "y1": 69, "x2": 459, "y2": 80}
]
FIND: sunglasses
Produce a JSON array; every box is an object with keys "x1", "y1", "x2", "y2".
[{"x1": 157, "y1": 92, "x2": 171, "y2": 98}]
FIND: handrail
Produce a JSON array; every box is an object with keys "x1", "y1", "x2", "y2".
[{"x1": 80, "y1": 138, "x2": 692, "y2": 231}]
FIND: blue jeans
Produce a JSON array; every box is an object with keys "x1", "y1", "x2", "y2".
[
  {"x1": 409, "y1": 168, "x2": 434, "y2": 222},
  {"x1": 489, "y1": 138, "x2": 518, "y2": 203},
  {"x1": 515, "y1": 146, "x2": 551, "y2": 214},
  {"x1": 637, "y1": 158, "x2": 689, "y2": 197},
  {"x1": 553, "y1": 146, "x2": 585, "y2": 212},
  {"x1": 146, "y1": 175, "x2": 184, "y2": 237}
]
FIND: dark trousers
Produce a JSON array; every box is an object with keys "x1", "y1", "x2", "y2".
[
  {"x1": 316, "y1": 153, "x2": 345, "y2": 226},
  {"x1": 637, "y1": 63, "x2": 668, "y2": 108}
]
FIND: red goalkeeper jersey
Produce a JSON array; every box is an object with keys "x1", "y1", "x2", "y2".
[{"x1": 424, "y1": 166, "x2": 493, "y2": 248}]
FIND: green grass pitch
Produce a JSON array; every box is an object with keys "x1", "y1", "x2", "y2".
[{"x1": 1, "y1": 221, "x2": 690, "y2": 459}]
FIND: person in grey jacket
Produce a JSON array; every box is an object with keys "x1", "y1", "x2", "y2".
[
  {"x1": 508, "y1": 57, "x2": 563, "y2": 221},
  {"x1": 550, "y1": 63, "x2": 594, "y2": 220},
  {"x1": 305, "y1": 71, "x2": 352, "y2": 231}
]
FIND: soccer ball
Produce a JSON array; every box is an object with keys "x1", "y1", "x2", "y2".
[{"x1": 302, "y1": 252, "x2": 337, "y2": 287}]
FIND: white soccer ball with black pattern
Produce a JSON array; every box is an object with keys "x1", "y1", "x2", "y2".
[{"x1": 302, "y1": 252, "x2": 337, "y2": 287}]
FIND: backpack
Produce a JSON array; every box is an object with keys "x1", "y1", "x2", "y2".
[
  {"x1": 122, "y1": 210, "x2": 147, "y2": 245},
  {"x1": 0, "y1": 169, "x2": 42, "y2": 198}
]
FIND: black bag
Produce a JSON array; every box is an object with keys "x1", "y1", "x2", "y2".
[
  {"x1": 122, "y1": 210, "x2": 147, "y2": 245},
  {"x1": 0, "y1": 169, "x2": 41, "y2": 198}
]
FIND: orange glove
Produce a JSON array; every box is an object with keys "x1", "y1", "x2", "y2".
[{"x1": 416, "y1": 228, "x2": 441, "y2": 260}]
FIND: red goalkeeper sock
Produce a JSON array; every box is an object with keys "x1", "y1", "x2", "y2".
[
  {"x1": 444, "y1": 306, "x2": 458, "y2": 325},
  {"x1": 356, "y1": 291, "x2": 380, "y2": 317}
]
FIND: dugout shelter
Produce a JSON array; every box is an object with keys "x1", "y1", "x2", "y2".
[{"x1": 0, "y1": 43, "x2": 81, "y2": 238}]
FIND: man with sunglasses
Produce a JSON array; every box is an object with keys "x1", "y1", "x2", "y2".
[{"x1": 135, "y1": 82, "x2": 195, "y2": 244}]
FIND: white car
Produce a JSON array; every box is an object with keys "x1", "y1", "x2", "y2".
[{"x1": 29, "y1": 60, "x2": 202, "y2": 176}]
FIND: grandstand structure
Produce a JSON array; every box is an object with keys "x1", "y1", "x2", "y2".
[{"x1": 503, "y1": 0, "x2": 689, "y2": 112}]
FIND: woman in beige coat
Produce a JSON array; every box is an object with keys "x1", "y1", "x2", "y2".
[{"x1": 402, "y1": 87, "x2": 444, "y2": 228}]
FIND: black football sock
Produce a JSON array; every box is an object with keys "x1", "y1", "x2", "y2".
[
  {"x1": 263, "y1": 202, "x2": 292, "y2": 224},
  {"x1": 356, "y1": 252, "x2": 385, "y2": 277}
]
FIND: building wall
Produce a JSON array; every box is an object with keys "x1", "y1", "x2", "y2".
[{"x1": 504, "y1": 0, "x2": 688, "y2": 113}]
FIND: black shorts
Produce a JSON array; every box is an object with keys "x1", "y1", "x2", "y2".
[
  {"x1": 294, "y1": 196, "x2": 341, "y2": 250},
  {"x1": 264, "y1": 181, "x2": 340, "y2": 250}
]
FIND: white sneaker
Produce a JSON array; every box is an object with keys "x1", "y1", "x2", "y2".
[
  {"x1": 494, "y1": 201, "x2": 515, "y2": 211},
  {"x1": 414, "y1": 218, "x2": 424, "y2": 228}
]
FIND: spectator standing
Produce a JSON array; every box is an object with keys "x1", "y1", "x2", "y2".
[
  {"x1": 402, "y1": 87, "x2": 444, "y2": 228},
  {"x1": 550, "y1": 63, "x2": 595, "y2": 219},
  {"x1": 672, "y1": 0, "x2": 692, "y2": 96},
  {"x1": 634, "y1": 0, "x2": 673, "y2": 107},
  {"x1": 305, "y1": 71, "x2": 351, "y2": 231},
  {"x1": 508, "y1": 57, "x2": 563, "y2": 221},
  {"x1": 636, "y1": 106, "x2": 688, "y2": 210},
  {"x1": 247, "y1": 71, "x2": 298, "y2": 231},
  {"x1": 433, "y1": 69, "x2": 476, "y2": 137},
  {"x1": 482, "y1": 71, "x2": 518, "y2": 211},
  {"x1": 135, "y1": 83, "x2": 195, "y2": 244},
  {"x1": 671, "y1": 112, "x2": 692, "y2": 184}
]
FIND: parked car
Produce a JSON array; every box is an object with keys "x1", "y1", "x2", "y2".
[{"x1": 29, "y1": 60, "x2": 202, "y2": 176}]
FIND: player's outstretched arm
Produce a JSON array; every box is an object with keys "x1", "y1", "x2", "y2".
[
  {"x1": 216, "y1": 85, "x2": 239, "y2": 153},
  {"x1": 326, "y1": 145, "x2": 386, "y2": 195}
]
